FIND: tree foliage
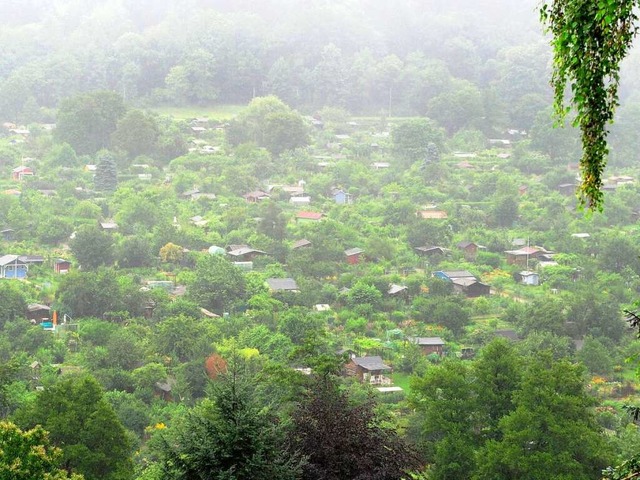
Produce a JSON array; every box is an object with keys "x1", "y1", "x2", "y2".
[
  {"x1": 541, "y1": 0, "x2": 638, "y2": 210},
  {"x1": 290, "y1": 375, "x2": 422, "y2": 480},
  {"x1": 70, "y1": 225, "x2": 115, "y2": 270},
  {"x1": 0, "y1": 421, "x2": 84, "y2": 480},
  {"x1": 55, "y1": 91, "x2": 126, "y2": 155},
  {"x1": 14, "y1": 374, "x2": 133, "y2": 480},
  {"x1": 187, "y1": 254, "x2": 247, "y2": 313},
  {"x1": 158, "y1": 367, "x2": 303, "y2": 480}
]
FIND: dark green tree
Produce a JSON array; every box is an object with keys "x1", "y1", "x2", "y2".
[
  {"x1": 55, "y1": 91, "x2": 126, "y2": 155},
  {"x1": 94, "y1": 151, "x2": 118, "y2": 192},
  {"x1": 392, "y1": 118, "x2": 444, "y2": 166},
  {"x1": 0, "y1": 283, "x2": 26, "y2": 329},
  {"x1": 158, "y1": 367, "x2": 303, "y2": 480},
  {"x1": 111, "y1": 109, "x2": 159, "y2": 159},
  {"x1": 226, "y1": 96, "x2": 309, "y2": 155},
  {"x1": 409, "y1": 360, "x2": 477, "y2": 480},
  {"x1": 57, "y1": 268, "x2": 147, "y2": 319},
  {"x1": 70, "y1": 224, "x2": 115, "y2": 270},
  {"x1": 473, "y1": 339, "x2": 522, "y2": 439},
  {"x1": 14, "y1": 374, "x2": 133, "y2": 480},
  {"x1": 187, "y1": 255, "x2": 247, "y2": 313},
  {"x1": 474, "y1": 353, "x2": 612, "y2": 480}
]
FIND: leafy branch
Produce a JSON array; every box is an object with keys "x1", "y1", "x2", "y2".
[{"x1": 540, "y1": 0, "x2": 639, "y2": 210}]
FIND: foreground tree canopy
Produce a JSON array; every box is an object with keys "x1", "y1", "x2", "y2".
[{"x1": 541, "y1": 0, "x2": 639, "y2": 210}]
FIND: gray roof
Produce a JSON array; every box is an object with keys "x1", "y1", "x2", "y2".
[
  {"x1": 388, "y1": 284, "x2": 408, "y2": 295},
  {"x1": 352, "y1": 356, "x2": 391, "y2": 371},
  {"x1": 266, "y1": 278, "x2": 299, "y2": 291},
  {"x1": 227, "y1": 247, "x2": 266, "y2": 257},
  {"x1": 18, "y1": 255, "x2": 44, "y2": 264},
  {"x1": 409, "y1": 336, "x2": 445, "y2": 346},
  {"x1": 451, "y1": 277, "x2": 482, "y2": 287},
  {"x1": 0, "y1": 254, "x2": 23, "y2": 266},
  {"x1": 344, "y1": 247, "x2": 364, "y2": 256},
  {"x1": 438, "y1": 270, "x2": 476, "y2": 280},
  {"x1": 292, "y1": 239, "x2": 312, "y2": 249}
]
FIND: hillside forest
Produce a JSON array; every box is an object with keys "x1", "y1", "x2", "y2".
[{"x1": 3, "y1": 1, "x2": 640, "y2": 479}]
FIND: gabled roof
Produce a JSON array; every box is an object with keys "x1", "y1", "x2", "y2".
[
  {"x1": 388, "y1": 284, "x2": 408, "y2": 295},
  {"x1": 266, "y1": 278, "x2": 299, "y2": 291},
  {"x1": 415, "y1": 246, "x2": 448, "y2": 255},
  {"x1": 451, "y1": 277, "x2": 486, "y2": 287},
  {"x1": 243, "y1": 190, "x2": 270, "y2": 200},
  {"x1": 0, "y1": 254, "x2": 24, "y2": 266},
  {"x1": 352, "y1": 356, "x2": 391, "y2": 371},
  {"x1": 27, "y1": 303, "x2": 50, "y2": 312},
  {"x1": 344, "y1": 247, "x2": 364, "y2": 256},
  {"x1": 457, "y1": 241, "x2": 477, "y2": 249},
  {"x1": 519, "y1": 270, "x2": 538, "y2": 277},
  {"x1": 227, "y1": 247, "x2": 266, "y2": 257}
]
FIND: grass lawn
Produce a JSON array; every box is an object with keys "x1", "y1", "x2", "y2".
[
  {"x1": 150, "y1": 104, "x2": 246, "y2": 120},
  {"x1": 391, "y1": 372, "x2": 413, "y2": 393}
]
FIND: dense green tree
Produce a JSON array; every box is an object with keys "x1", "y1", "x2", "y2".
[
  {"x1": 491, "y1": 195, "x2": 519, "y2": 228},
  {"x1": 391, "y1": 118, "x2": 444, "y2": 166},
  {"x1": 430, "y1": 300, "x2": 470, "y2": 336},
  {"x1": 227, "y1": 96, "x2": 309, "y2": 155},
  {"x1": 55, "y1": 91, "x2": 126, "y2": 155},
  {"x1": 94, "y1": 151, "x2": 118, "y2": 192},
  {"x1": 69, "y1": 225, "x2": 115, "y2": 270},
  {"x1": 0, "y1": 283, "x2": 26, "y2": 329},
  {"x1": 45, "y1": 142, "x2": 79, "y2": 168},
  {"x1": 57, "y1": 269, "x2": 147, "y2": 319},
  {"x1": 157, "y1": 368, "x2": 303, "y2": 480},
  {"x1": 152, "y1": 314, "x2": 218, "y2": 363},
  {"x1": 473, "y1": 339, "x2": 522, "y2": 439},
  {"x1": 187, "y1": 255, "x2": 247, "y2": 313},
  {"x1": 14, "y1": 374, "x2": 133, "y2": 480},
  {"x1": 111, "y1": 109, "x2": 159, "y2": 159},
  {"x1": 474, "y1": 354, "x2": 612, "y2": 480},
  {"x1": 0, "y1": 421, "x2": 84, "y2": 480},
  {"x1": 409, "y1": 360, "x2": 477, "y2": 480},
  {"x1": 115, "y1": 235, "x2": 155, "y2": 268}
]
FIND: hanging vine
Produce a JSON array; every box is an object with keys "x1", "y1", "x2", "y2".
[{"x1": 540, "y1": 0, "x2": 638, "y2": 210}]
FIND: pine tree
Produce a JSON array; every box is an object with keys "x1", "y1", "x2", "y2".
[{"x1": 94, "y1": 150, "x2": 118, "y2": 192}]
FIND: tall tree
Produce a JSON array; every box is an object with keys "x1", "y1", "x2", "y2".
[
  {"x1": 157, "y1": 367, "x2": 303, "y2": 480},
  {"x1": 55, "y1": 91, "x2": 126, "y2": 155},
  {"x1": 69, "y1": 225, "x2": 115, "y2": 270},
  {"x1": 187, "y1": 254, "x2": 247, "y2": 314},
  {"x1": 94, "y1": 151, "x2": 118, "y2": 192},
  {"x1": 474, "y1": 353, "x2": 612, "y2": 480},
  {"x1": 0, "y1": 283, "x2": 26, "y2": 329},
  {"x1": 291, "y1": 375, "x2": 422, "y2": 480},
  {"x1": 226, "y1": 96, "x2": 309, "y2": 155},
  {"x1": 13, "y1": 374, "x2": 133, "y2": 480},
  {"x1": 391, "y1": 118, "x2": 445, "y2": 167},
  {"x1": 111, "y1": 109, "x2": 159, "y2": 158}
]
